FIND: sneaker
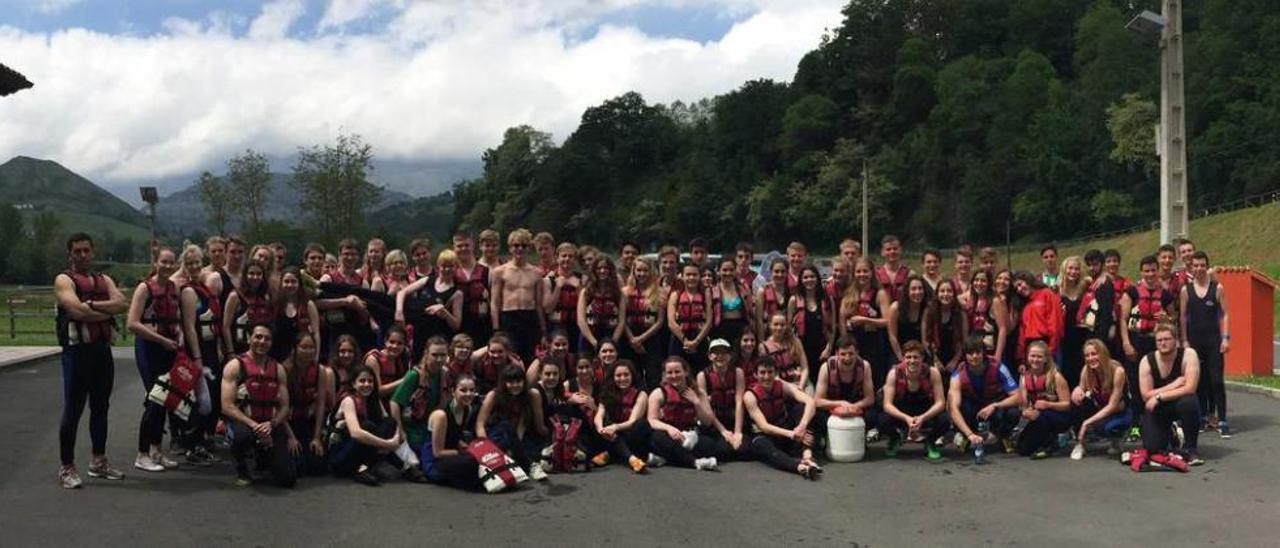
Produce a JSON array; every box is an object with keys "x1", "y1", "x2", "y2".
[
  {"x1": 866, "y1": 428, "x2": 880, "y2": 443},
  {"x1": 1126, "y1": 426, "x2": 1141, "y2": 442},
  {"x1": 184, "y1": 448, "x2": 213, "y2": 467},
  {"x1": 87, "y1": 459, "x2": 125, "y2": 480},
  {"x1": 1031, "y1": 449, "x2": 1050, "y2": 460},
  {"x1": 134, "y1": 455, "x2": 165, "y2": 473},
  {"x1": 1070, "y1": 443, "x2": 1086, "y2": 461},
  {"x1": 591, "y1": 452, "x2": 610, "y2": 467},
  {"x1": 1184, "y1": 451, "x2": 1205, "y2": 466},
  {"x1": 885, "y1": 438, "x2": 902, "y2": 458},
  {"x1": 954, "y1": 432, "x2": 969, "y2": 453},
  {"x1": 1218, "y1": 421, "x2": 1232, "y2": 439},
  {"x1": 1000, "y1": 437, "x2": 1015, "y2": 454},
  {"x1": 925, "y1": 443, "x2": 943, "y2": 462},
  {"x1": 694, "y1": 457, "x2": 719, "y2": 471},
  {"x1": 401, "y1": 466, "x2": 429, "y2": 484},
  {"x1": 646, "y1": 454, "x2": 667, "y2": 468},
  {"x1": 235, "y1": 473, "x2": 253, "y2": 487},
  {"x1": 1107, "y1": 438, "x2": 1122, "y2": 456},
  {"x1": 152, "y1": 452, "x2": 180, "y2": 470},
  {"x1": 1120, "y1": 450, "x2": 1132, "y2": 465},
  {"x1": 628, "y1": 456, "x2": 647, "y2": 473},
  {"x1": 1172, "y1": 423, "x2": 1185, "y2": 449},
  {"x1": 528, "y1": 462, "x2": 548, "y2": 481},
  {"x1": 59, "y1": 465, "x2": 83, "y2": 489},
  {"x1": 680, "y1": 430, "x2": 700, "y2": 451},
  {"x1": 353, "y1": 469, "x2": 380, "y2": 486}
]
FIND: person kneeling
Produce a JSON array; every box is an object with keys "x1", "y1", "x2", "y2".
[
  {"x1": 948, "y1": 336, "x2": 1020, "y2": 463},
  {"x1": 220, "y1": 324, "x2": 297, "y2": 488},
  {"x1": 743, "y1": 357, "x2": 822, "y2": 479},
  {"x1": 328, "y1": 365, "x2": 426, "y2": 485},
  {"x1": 880, "y1": 341, "x2": 947, "y2": 460},
  {"x1": 1015, "y1": 341, "x2": 1072, "y2": 459},
  {"x1": 1070, "y1": 339, "x2": 1130, "y2": 460},
  {"x1": 1137, "y1": 324, "x2": 1203, "y2": 466},
  {"x1": 814, "y1": 336, "x2": 874, "y2": 446}
]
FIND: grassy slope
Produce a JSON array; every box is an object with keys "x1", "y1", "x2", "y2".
[{"x1": 21, "y1": 209, "x2": 153, "y2": 244}]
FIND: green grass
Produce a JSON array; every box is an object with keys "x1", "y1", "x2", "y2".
[
  {"x1": 20, "y1": 209, "x2": 153, "y2": 245},
  {"x1": 1229, "y1": 376, "x2": 1280, "y2": 390},
  {"x1": 0, "y1": 285, "x2": 133, "y2": 347}
]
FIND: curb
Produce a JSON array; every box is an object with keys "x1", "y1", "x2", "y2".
[
  {"x1": 1225, "y1": 380, "x2": 1280, "y2": 401},
  {"x1": 0, "y1": 348, "x2": 60, "y2": 370}
]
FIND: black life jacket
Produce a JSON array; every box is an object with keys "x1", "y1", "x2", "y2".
[{"x1": 288, "y1": 360, "x2": 321, "y2": 421}]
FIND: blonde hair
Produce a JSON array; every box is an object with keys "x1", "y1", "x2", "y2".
[
  {"x1": 1025, "y1": 340, "x2": 1059, "y2": 394},
  {"x1": 478, "y1": 229, "x2": 500, "y2": 245},
  {"x1": 385, "y1": 249, "x2": 407, "y2": 268},
  {"x1": 1080, "y1": 338, "x2": 1118, "y2": 396},
  {"x1": 1060, "y1": 256, "x2": 1085, "y2": 294},
  {"x1": 436, "y1": 249, "x2": 459, "y2": 267},
  {"x1": 507, "y1": 228, "x2": 533, "y2": 246}
]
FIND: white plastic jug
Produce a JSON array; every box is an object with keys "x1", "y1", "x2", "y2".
[{"x1": 826, "y1": 415, "x2": 866, "y2": 462}]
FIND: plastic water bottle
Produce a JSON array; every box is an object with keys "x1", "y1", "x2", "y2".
[{"x1": 974, "y1": 420, "x2": 989, "y2": 464}]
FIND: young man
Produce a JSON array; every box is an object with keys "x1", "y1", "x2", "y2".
[
  {"x1": 1180, "y1": 251, "x2": 1230, "y2": 438},
  {"x1": 948, "y1": 337, "x2": 1020, "y2": 463},
  {"x1": 657, "y1": 246, "x2": 680, "y2": 290},
  {"x1": 1040, "y1": 245, "x2": 1060, "y2": 291},
  {"x1": 218, "y1": 236, "x2": 247, "y2": 307},
  {"x1": 1138, "y1": 324, "x2": 1204, "y2": 464},
  {"x1": 390, "y1": 336, "x2": 450, "y2": 455},
  {"x1": 688, "y1": 238, "x2": 710, "y2": 272},
  {"x1": 478, "y1": 229, "x2": 505, "y2": 270},
  {"x1": 786, "y1": 241, "x2": 808, "y2": 294},
  {"x1": 220, "y1": 323, "x2": 297, "y2": 487},
  {"x1": 320, "y1": 238, "x2": 373, "y2": 353},
  {"x1": 734, "y1": 242, "x2": 756, "y2": 290},
  {"x1": 951, "y1": 248, "x2": 973, "y2": 294},
  {"x1": 271, "y1": 242, "x2": 288, "y2": 270},
  {"x1": 491, "y1": 229, "x2": 546, "y2": 364},
  {"x1": 1120, "y1": 255, "x2": 1175, "y2": 423},
  {"x1": 54, "y1": 233, "x2": 130, "y2": 488},
  {"x1": 1104, "y1": 249, "x2": 1129, "y2": 297},
  {"x1": 813, "y1": 336, "x2": 876, "y2": 442},
  {"x1": 875, "y1": 235, "x2": 912, "y2": 302},
  {"x1": 452, "y1": 231, "x2": 492, "y2": 347},
  {"x1": 880, "y1": 341, "x2": 947, "y2": 460},
  {"x1": 533, "y1": 232, "x2": 556, "y2": 276},
  {"x1": 824, "y1": 258, "x2": 851, "y2": 302},
  {"x1": 978, "y1": 247, "x2": 999, "y2": 273},
  {"x1": 838, "y1": 238, "x2": 862, "y2": 269},
  {"x1": 1080, "y1": 249, "x2": 1117, "y2": 350},
  {"x1": 202, "y1": 236, "x2": 227, "y2": 277},
  {"x1": 618, "y1": 240, "x2": 641, "y2": 282},
  {"x1": 920, "y1": 249, "x2": 945, "y2": 292}
]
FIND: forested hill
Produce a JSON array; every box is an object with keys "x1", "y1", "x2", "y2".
[{"x1": 451, "y1": 0, "x2": 1280, "y2": 251}]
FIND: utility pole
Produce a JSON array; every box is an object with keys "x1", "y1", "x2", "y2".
[
  {"x1": 1159, "y1": 0, "x2": 1188, "y2": 245},
  {"x1": 861, "y1": 160, "x2": 869, "y2": 254}
]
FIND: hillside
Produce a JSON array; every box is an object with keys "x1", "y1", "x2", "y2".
[
  {"x1": 155, "y1": 173, "x2": 415, "y2": 235},
  {"x1": 368, "y1": 192, "x2": 455, "y2": 245},
  {"x1": 0, "y1": 156, "x2": 149, "y2": 226}
]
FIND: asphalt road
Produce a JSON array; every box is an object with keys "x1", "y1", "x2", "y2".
[{"x1": 1, "y1": 353, "x2": 1276, "y2": 547}]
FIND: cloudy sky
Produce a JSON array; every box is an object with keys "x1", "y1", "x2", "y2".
[{"x1": 0, "y1": 0, "x2": 844, "y2": 198}]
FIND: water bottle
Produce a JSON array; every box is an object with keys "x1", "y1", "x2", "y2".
[{"x1": 974, "y1": 420, "x2": 989, "y2": 464}]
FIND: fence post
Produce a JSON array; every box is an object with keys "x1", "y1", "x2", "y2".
[{"x1": 7, "y1": 298, "x2": 14, "y2": 339}]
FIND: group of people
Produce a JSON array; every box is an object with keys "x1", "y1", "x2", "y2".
[{"x1": 53, "y1": 227, "x2": 1232, "y2": 490}]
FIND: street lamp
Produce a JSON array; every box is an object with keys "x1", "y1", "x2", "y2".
[
  {"x1": 140, "y1": 186, "x2": 158, "y2": 261},
  {"x1": 1127, "y1": 2, "x2": 1188, "y2": 245}
]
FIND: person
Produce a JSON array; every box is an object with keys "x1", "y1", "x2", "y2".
[
  {"x1": 452, "y1": 231, "x2": 493, "y2": 347},
  {"x1": 994, "y1": 269, "x2": 1020, "y2": 368},
  {"x1": 787, "y1": 265, "x2": 833, "y2": 383},
  {"x1": 880, "y1": 341, "x2": 947, "y2": 460},
  {"x1": 979, "y1": 247, "x2": 999, "y2": 273},
  {"x1": 949, "y1": 336, "x2": 1021, "y2": 462},
  {"x1": 1040, "y1": 245, "x2": 1060, "y2": 291},
  {"x1": 887, "y1": 275, "x2": 928, "y2": 362},
  {"x1": 1119, "y1": 255, "x2": 1174, "y2": 427},
  {"x1": 1069, "y1": 339, "x2": 1130, "y2": 460},
  {"x1": 667, "y1": 263, "x2": 713, "y2": 373},
  {"x1": 222, "y1": 260, "x2": 275, "y2": 356},
  {"x1": 951, "y1": 248, "x2": 973, "y2": 295},
  {"x1": 544, "y1": 241, "x2": 582, "y2": 352},
  {"x1": 709, "y1": 258, "x2": 753, "y2": 345},
  {"x1": 358, "y1": 238, "x2": 388, "y2": 289},
  {"x1": 270, "y1": 267, "x2": 320, "y2": 362},
  {"x1": 824, "y1": 258, "x2": 851, "y2": 306},
  {"x1": 840, "y1": 257, "x2": 892, "y2": 387},
  {"x1": 472, "y1": 334, "x2": 524, "y2": 394},
  {"x1": 391, "y1": 335, "x2": 450, "y2": 456},
  {"x1": 623, "y1": 257, "x2": 667, "y2": 389},
  {"x1": 525, "y1": 329, "x2": 575, "y2": 385},
  {"x1": 1180, "y1": 251, "x2": 1230, "y2": 438},
  {"x1": 1057, "y1": 256, "x2": 1088, "y2": 386},
  {"x1": 477, "y1": 229, "x2": 505, "y2": 270},
  {"x1": 754, "y1": 258, "x2": 789, "y2": 339},
  {"x1": 736, "y1": 329, "x2": 762, "y2": 384},
  {"x1": 201, "y1": 236, "x2": 227, "y2": 279},
  {"x1": 127, "y1": 247, "x2": 184, "y2": 472},
  {"x1": 282, "y1": 332, "x2": 329, "y2": 476},
  {"x1": 785, "y1": 241, "x2": 808, "y2": 294},
  {"x1": 216, "y1": 236, "x2": 247, "y2": 307},
  {"x1": 396, "y1": 249, "x2": 463, "y2": 361},
  {"x1": 696, "y1": 339, "x2": 746, "y2": 459},
  {"x1": 476, "y1": 364, "x2": 549, "y2": 480},
  {"x1": 1079, "y1": 250, "x2": 1118, "y2": 357},
  {"x1": 1138, "y1": 324, "x2": 1204, "y2": 465},
  {"x1": 444, "y1": 333, "x2": 476, "y2": 391},
  {"x1": 364, "y1": 326, "x2": 411, "y2": 397},
  {"x1": 220, "y1": 324, "x2": 296, "y2": 487},
  {"x1": 326, "y1": 334, "x2": 361, "y2": 407},
  {"x1": 533, "y1": 232, "x2": 557, "y2": 276},
  {"x1": 593, "y1": 360, "x2": 651, "y2": 473},
  {"x1": 875, "y1": 235, "x2": 912, "y2": 302},
  {"x1": 175, "y1": 244, "x2": 223, "y2": 464},
  {"x1": 743, "y1": 357, "x2": 822, "y2": 479},
  {"x1": 646, "y1": 357, "x2": 727, "y2": 471},
  {"x1": 421, "y1": 375, "x2": 484, "y2": 490},
  {"x1": 960, "y1": 269, "x2": 1008, "y2": 363},
  {"x1": 920, "y1": 249, "x2": 945, "y2": 291},
  {"x1": 734, "y1": 242, "x2": 757, "y2": 290},
  {"x1": 1155, "y1": 244, "x2": 1179, "y2": 295},
  {"x1": 328, "y1": 364, "x2": 428, "y2": 485},
  {"x1": 618, "y1": 240, "x2": 641, "y2": 282},
  {"x1": 371, "y1": 249, "x2": 413, "y2": 296},
  {"x1": 248, "y1": 244, "x2": 278, "y2": 280},
  {"x1": 1015, "y1": 341, "x2": 1072, "y2": 459},
  {"x1": 686, "y1": 237, "x2": 709, "y2": 271},
  {"x1": 578, "y1": 256, "x2": 626, "y2": 353},
  {"x1": 1104, "y1": 249, "x2": 1130, "y2": 310},
  {"x1": 838, "y1": 238, "x2": 862, "y2": 277},
  {"x1": 922, "y1": 280, "x2": 966, "y2": 371},
  {"x1": 761, "y1": 313, "x2": 807, "y2": 387},
  {"x1": 657, "y1": 246, "x2": 680, "y2": 290},
  {"x1": 813, "y1": 336, "x2": 876, "y2": 441},
  {"x1": 492, "y1": 229, "x2": 547, "y2": 364},
  {"x1": 407, "y1": 238, "x2": 434, "y2": 282},
  {"x1": 272, "y1": 242, "x2": 288, "y2": 270},
  {"x1": 1012, "y1": 271, "x2": 1063, "y2": 365}
]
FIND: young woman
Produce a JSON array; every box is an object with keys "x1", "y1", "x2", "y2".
[
  {"x1": 1015, "y1": 341, "x2": 1072, "y2": 459},
  {"x1": 787, "y1": 265, "x2": 834, "y2": 384},
  {"x1": 364, "y1": 325, "x2": 411, "y2": 397},
  {"x1": 667, "y1": 263, "x2": 712, "y2": 373},
  {"x1": 754, "y1": 259, "x2": 789, "y2": 339},
  {"x1": 547, "y1": 242, "x2": 583, "y2": 351},
  {"x1": 593, "y1": 360, "x2": 651, "y2": 473},
  {"x1": 736, "y1": 329, "x2": 762, "y2": 384},
  {"x1": 270, "y1": 267, "x2": 320, "y2": 362},
  {"x1": 696, "y1": 339, "x2": 746, "y2": 458},
  {"x1": 390, "y1": 335, "x2": 450, "y2": 458},
  {"x1": 525, "y1": 330, "x2": 575, "y2": 386},
  {"x1": 761, "y1": 313, "x2": 807, "y2": 387},
  {"x1": 1070, "y1": 339, "x2": 1130, "y2": 460},
  {"x1": 839, "y1": 257, "x2": 892, "y2": 387},
  {"x1": 128, "y1": 248, "x2": 183, "y2": 472},
  {"x1": 407, "y1": 238, "x2": 434, "y2": 282},
  {"x1": 359, "y1": 238, "x2": 388, "y2": 289},
  {"x1": 477, "y1": 364, "x2": 548, "y2": 480},
  {"x1": 444, "y1": 333, "x2": 475, "y2": 391},
  {"x1": 222, "y1": 260, "x2": 275, "y2": 355},
  {"x1": 887, "y1": 275, "x2": 929, "y2": 363},
  {"x1": 743, "y1": 357, "x2": 822, "y2": 479},
  {"x1": 396, "y1": 249, "x2": 463, "y2": 361},
  {"x1": 175, "y1": 244, "x2": 221, "y2": 464},
  {"x1": 709, "y1": 258, "x2": 753, "y2": 346},
  {"x1": 994, "y1": 269, "x2": 1021, "y2": 370},
  {"x1": 326, "y1": 334, "x2": 361, "y2": 408},
  {"x1": 531, "y1": 356, "x2": 566, "y2": 433},
  {"x1": 922, "y1": 280, "x2": 966, "y2": 371},
  {"x1": 1056, "y1": 256, "x2": 1088, "y2": 386},
  {"x1": 959, "y1": 269, "x2": 1008, "y2": 365},
  {"x1": 371, "y1": 249, "x2": 413, "y2": 296},
  {"x1": 422, "y1": 375, "x2": 484, "y2": 490},
  {"x1": 813, "y1": 336, "x2": 876, "y2": 439},
  {"x1": 623, "y1": 257, "x2": 667, "y2": 389},
  {"x1": 327, "y1": 365, "x2": 427, "y2": 485},
  {"x1": 880, "y1": 341, "x2": 947, "y2": 460},
  {"x1": 472, "y1": 334, "x2": 524, "y2": 395},
  {"x1": 578, "y1": 256, "x2": 626, "y2": 353},
  {"x1": 646, "y1": 357, "x2": 726, "y2": 471},
  {"x1": 283, "y1": 332, "x2": 329, "y2": 476},
  {"x1": 1012, "y1": 272, "x2": 1063, "y2": 368},
  {"x1": 564, "y1": 357, "x2": 601, "y2": 424}
]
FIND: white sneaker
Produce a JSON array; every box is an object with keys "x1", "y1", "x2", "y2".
[
  {"x1": 646, "y1": 454, "x2": 667, "y2": 468},
  {"x1": 1070, "y1": 443, "x2": 1086, "y2": 461},
  {"x1": 681, "y1": 430, "x2": 700, "y2": 451},
  {"x1": 528, "y1": 462, "x2": 548, "y2": 481},
  {"x1": 153, "y1": 452, "x2": 180, "y2": 469},
  {"x1": 134, "y1": 455, "x2": 165, "y2": 472},
  {"x1": 694, "y1": 457, "x2": 718, "y2": 471},
  {"x1": 59, "y1": 466, "x2": 83, "y2": 489},
  {"x1": 866, "y1": 428, "x2": 880, "y2": 442}
]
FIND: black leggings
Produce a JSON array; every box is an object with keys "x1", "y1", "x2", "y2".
[
  {"x1": 59, "y1": 343, "x2": 115, "y2": 465},
  {"x1": 649, "y1": 426, "x2": 733, "y2": 468},
  {"x1": 1192, "y1": 340, "x2": 1226, "y2": 422},
  {"x1": 288, "y1": 417, "x2": 329, "y2": 476},
  {"x1": 1141, "y1": 396, "x2": 1201, "y2": 453},
  {"x1": 1124, "y1": 334, "x2": 1156, "y2": 422},
  {"x1": 1015, "y1": 409, "x2": 1073, "y2": 455},
  {"x1": 425, "y1": 453, "x2": 484, "y2": 491},
  {"x1": 750, "y1": 402, "x2": 814, "y2": 472},
  {"x1": 501, "y1": 310, "x2": 542, "y2": 365},
  {"x1": 877, "y1": 399, "x2": 948, "y2": 442},
  {"x1": 600, "y1": 421, "x2": 652, "y2": 462},
  {"x1": 329, "y1": 417, "x2": 397, "y2": 476},
  {"x1": 137, "y1": 340, "x2": 176, "y2": 453},
  {"x1": 622, "y1": 329, "x2": 667, "y2": 390},
  {"x1": 229, "y1": 420, "x2": 297, "y2": 487}
]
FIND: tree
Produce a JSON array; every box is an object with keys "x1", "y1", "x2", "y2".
[
  {"x1": 196, "y1": 170, "x2": 233, "y2": 235},
  {"x1": 226, "y1": 149, "x2": 271, "y2": 237},
  {"x1": 291, "y1": 132, "x2": 382, "y2": 244}
]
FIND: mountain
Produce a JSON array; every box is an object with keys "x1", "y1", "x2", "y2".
[
  {"x1": 155, "y1": 173, "x2": 416, "y2": 235},
  {"x1": 0, "y1": 156, "x2": 149, "y2": 226},
  {"x1": 368, "y1": 192, "x2": 455, "y2": 244}
]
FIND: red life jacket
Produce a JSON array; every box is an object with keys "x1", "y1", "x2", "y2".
[
  {"x1": 289, "y1": 360, "x2": 321, "y2": 421},
  {"x1": 709, "y1": 282, "x2": 753, "y2": 327},
  {"x1": 585, "y1": 292, "x2": 619, "y2": 330},
  {"x1": 607, "y1": 387, "x2": 640, "y2": 424},
  {"x1": 739, "y1": 355, "x2": 759, "y2": 384},
  {"x1": 239, "y1": 352, "x2": 280, "y2": 422},
  {"x1": 968, "y1": 296, "x2": 994, "y2": 340},
  {"x1": 792, "y1": 296, "x2": 833, "y2": 339},
  {"x1": 760, "y1": 284, "x2": 782, "y2": 319},
  {"x1": 876, "y1": 265, "x2": 909, "y2": 302},
  {"x1": 823, "y1": 279, "x2": 845, "y2": 304},
  {"x1": 365, "y1": 349, "x2": 407, "y2": 384},
  {"x1": 826, "y1": 358, "x2": 866, "y2": 402},
  {"x1": 674, "y1": 290, "x2": 706, "y2": 336},
  {"x1": 957, "y1": 360, "x2": 1003, "y2": 404},
  {"x1": 625, "y1": 289, "x2": 658, "y2": 330},
  {"x1": 1022, "y1": 371, "x2": 1057, "y2": 404},
  {"x1": 143, "y1": 276, "x2": 181, "y2": 339},
  {"x1": 455, "y1": 263, "x2": 490, "y2": 318},
  {"x1": 1128, "y1": 282, "x2": 1166, "y2": 334},
  {"x1": 1076, "y1": 277, "x2": 1107, "y2": 328},
  {"x1": 233, "y1": 287, "x2": 274, "y2": 343},
  {"x1": 188, "y1": 280, "x2": 222, "y2": 343},
  {"x1": 56, "y1": 270, "x2": 115, "y2": 347},
  {"x1": 893, "y1": 362, "x2": 934, "y2": 403},
  {"x1": 749, "y1": 381, "x2": 787, "y2": 424},
  {"x1": 445, "y1": 358, "x2": 473, "y2": 391},
  {"x1": 1111, "y1": 276, "x2": 1130, "y2": 320},
  {"x1": 705, "y1": 365, "x2": 738, "y2": 425},
  {"x1": 856, "y1": 287, "x2": 880, "y2": 319},
  {"x1": 477, "y1": 353, "x2": 512, "y2": 392},
  {"x1": 328, "y1": 269, "x2": 363, "y2": 287},
  {"x1": 551, "y1": 273, "x2": 579, "y2": 325},
  {"x1": 1085, "y1": 371, "x2": 1112, "y2": 408},
  {"x1": 764, "y1": 342, "x2": 801, "y2": 383},
  {"x1": 659, "y1": 383, "x2": 697, "y2": 430},
  {"x1": 407, "y1": 369, "x2": 440, "y2": 422}
]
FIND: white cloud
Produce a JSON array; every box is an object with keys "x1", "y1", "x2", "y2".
[
  {"x1": 249, "y1": 0, "x2": 307, "y2": 40},
  {"x1": 31, "y1": 0, "x2": 82, "y2": 15},
  {"x1": 0, "y1": 0, "x2": 844, "y2": 190},
  {"x1": 318, "y1": 0, "x2": 393, "y2": 31}
]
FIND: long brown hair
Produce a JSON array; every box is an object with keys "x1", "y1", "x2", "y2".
[{"x1": 1080, "y1": 338, "x2": 1118, "y2": 396}]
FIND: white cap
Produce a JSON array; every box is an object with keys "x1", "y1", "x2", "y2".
[{"x1": 708, "y1": 338, "x2": 732, "y2": 351}]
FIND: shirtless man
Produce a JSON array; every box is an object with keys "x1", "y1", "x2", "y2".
[{"x1": 491, "y1": 228, "x2": 547, "y2": 364}]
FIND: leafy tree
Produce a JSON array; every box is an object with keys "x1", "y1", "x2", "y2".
[
  {"x1": 196, "y1": 170, "x2": 233, "y2": 235},
  {"x1": 226, "y1": 149, "x2": 271, "y2": 238},
  {"x1": 291, "y1": 132, "x2": 382, "y2": 244}
]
